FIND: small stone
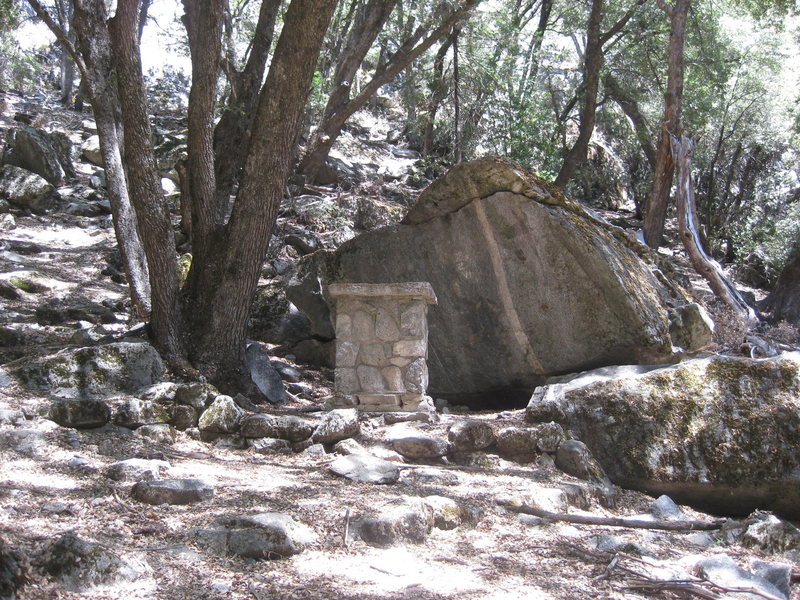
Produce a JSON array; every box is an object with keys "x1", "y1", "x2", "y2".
[
  {"x1": 249, "y1": 438, "x2": 291, "y2": 454},
  {"x1": 174, "y1": 383, "x2": 216, "y2": 409},
  {"x1": 335, "y1": 341, "x2": 358, "y2": 368},
  {"x1": 168, "y1": 405, "x2": 196, "y2": 430},
  {"x1": 422, "y1": 496, "x2": 472, "y2": 530},
  {"x1": 194, "y1": 512, "x2": 317, "y2": 559},
  {"x1": 333, "y1": 438, "x2": 367, "y2": 455},
  {"x1": 131, "y1": 478, "x2": 214, "y2": 505},
  {"x1": 246, "y1": 343, "x2": 287, "y2": 406},
  {"x1": 375, "y1": 308, "x2": 400, "y2": 340},
  {"x1": 751, "y1": 560, "x2": 792, "y2": 599},
  {"x1": 534, "y1": 422, "x2": 565, "y2": 453},
  {"x1": 399, "y1": 467, "x2": 459, "y2": 486},
  {"x1": 329, "y1": 454, "x2": 400, "y2": 484},
  {"x1": 272, "y1": 415, "x2": 315, "y2": 442},
  {"x1": 496, "y1": 426, "x2": 538, "y2": 458},
  {"x1": 239, "y1": 414, "x2": 278, "y2": 439},
  {"x1": 44, "y1": 533, "x2": 153, "y2": 592},
  {"x1": 106, "y1": 458, "x2": 170, "y2": 481},
  {"x1": 113, "y1": 398, "x2": 170, "y2": 429},
  {"x1": 651, "y1": 495, "x2": 686, "y2": 521},
  {"x1": 353, "y1": 499, "x2": 433, "y2": 546},
  {"x1": 694, "y1": 555, "x2": 787, "y2": 600},
  {"x1": 393, "y1": 340, "x2": 426, "y2": 357},
  {"x1": 136, "y1": 424, "x2": 176, "y2": 444},
  {"x1": 303, "y1": 443, "x2": 327, "y2": 455},
  {"x1": 356, "y1": 365, "x2": 384, "y2": 393},
  {"x1": 448, "y1": 420, "x2": 495, "y2": 452},
  {"x1": 1, "y1": 428, "x2": 48, "y2": 456},
  {"x1": 49, "y1": 398, "x2": 110, "y2": 429},
  {"x1": 198, "y1": 395, "x2": 244, "y2": 433},
  {"x1": 312, "y1": 408, "x2": 360, "y2": 444},
  {"x1": 555, "y1": 440, "x2": 609, "y2": 485},
  {"x1": 392, "y1": 434, "x2": 448, "y2": 459}
]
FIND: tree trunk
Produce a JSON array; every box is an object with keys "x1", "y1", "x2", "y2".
[
  {"x1": 643, "y1": 0, "x2": 689, "y2": 249},
  {"x1": 422, "y1": 33, "x2": 454, "y2": 157},
  {"x1": 298, "y1": 0, "x2": 481, "y2": 183},
  {"x1": 672, "y1": 134, "x2": 755, "y2": 322},
  {"x1": 182, "y1": 0, "x2": 338, "y2": 390},
  {"x1": 453, "y1": 26, "x2": 462, "y2": 163},
  {"x1": 603, "y1": 72, "x2": 656, "y2": 168},
  {"x1": 212, "y1": 0, "x2": 280, "y2": 217},
  {"x1": 37, "y1": 0, "x2": 153, "y2": 320},
  {"x1": 109, "y1": 0, "x2": 184, "y2": 363},
  {"x1": 554, "y1": 0, "x2": 603, "y2": 188},
  {"x1": 762, "y1": 245, "x2": 800, "y2": 326}
]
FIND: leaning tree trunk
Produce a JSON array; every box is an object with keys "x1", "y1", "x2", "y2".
[
  {"x1": 108, "y1": 0, "x2": 184, "y2": 364},
  {"x1": 643, "y1": 0, "x2": 689, "y2": 249},
  {"x1": 672, "y1": 134, "x2": 756, "y2": 323},
  {"x1": 181, "y1": 0, "x2": 338, "y2": 391},
  {"x1": 762, "y1": 245, "x2": 800, "y2": 326},
  {"x1": 33, "y1": 0, "x2": 153, "y2": 320}
]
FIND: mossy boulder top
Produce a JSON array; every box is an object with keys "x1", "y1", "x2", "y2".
[
  {"x1": 526, "y1": 352, "x2": 800, "y2": 519},
  {"x1": 289, "y1": 157, "x2": 709, "y2": 406}
]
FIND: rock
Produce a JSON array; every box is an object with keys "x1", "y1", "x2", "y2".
[
  {"x1": 288, "y1": 158, "x2": 707, "y2": 407},
  {"x1": 391, "y1": 433, "x2": 448, "y2": 459},
  {"x1": 272, "y1": 415, "x2": 315, "y2": 442},
  {"x1": 0, "y1": 538, "x2": 26, "y2": 600},
  {"x1": 81, "y1": 135, "x2": 103, "y2": 165},
  {"x1": 534, "y1": 421, "x2": 566, "y2": 453},
  {"x1": 4, "y1": 125, "x2": 71, "y2": 184},
  {"x1": 693, "y1": 555, "x2": 787, "y2": 600},
  {"x1": 16, "y1": 342, "x2": 164, "y2": 398},
  {"x1": 751, "y1": 560, "x2": 792, "y2": 599},
  {"x1": 246, "y1": 342, "x2": 287, "y2": 405},
  {"x1": 495, "y1": 426, "x2": 538, "y2": 459},
  {"x1": 112, "y1": 398, "x2": 170, "y2": 429},
  {"x1": 555, "y1": 440, "x2": 612, "y2": 489},
  {"x1": 421, "y1": 495, "x2": 473, "y2": 530},
  {"x1": 651, "y1": 495, "x2": 686, "y2": 521},
  {"x1": 448, "y1": 420, "x2": 495, "y2": 452},
  {"x1": 399, "y1": 467, "x2": 459, "y2": 487},
  {"x1": 383, "y1": 411, "x2": 436, "y2": 424},
  {"x1": 167, "y1": 405, "x2": 196, "y2": 430},
  {"x1": 105, "y1": 458, "x2": 170, "y2": 482},
  {"x1": 131, "y1": 478, "x2": 214, "y2": 505},
  {"x1": 730, "y1": 512, "x2": 800, "y2": 553},
  {"x1": 0, "y1": 407, "x2": 25, "y2": 426},
  {"x1": 49, "y1": 398, "x2": 110, "y2": 429},
  {"x1": 526, "y1": 353, "x2": 800, "y2": 519},
  {"x1": 198, "y1": 395, "x2": 244, "y2": 433},
  {"x1": 249, "y1": 438, "x2": 291, "y2": 454},
  {"x1": 1, "y1": 428, "x2": 48, "y2": 456},
  {"x1": 333, "y1": 438, "x2": 367, "y2": 455},
  {"x1": 303, "y1": 443, "x2": 327, "y2": 455},
  {"x1": 174, "y1": 382, "x2": 216, "y2": 409},
  {"x1": 239, "y1": 414, "x2": 278, "y2": 439},
  {"x1": 668, "y1": 303, "x2": 714, "y2": 352},
  {"x1": 352, "y1": 499, "x2": 433, "y2": 546},
  {"x1": 44, "y1": 533, "x2": 153, "y2": 592},
  {"x1": 0, "y1": 165, "x2": 57, "y2": 212},
  {"x1": 311, "y1": 408, "x2": 360, "y2": 444},
  {"x1": 194, "y1": 513, "x2": 317, "y2": 559},
  {"x1": 329, "y1": 454, "x2": 400, "y2": 484},
  {"x1": 136, "y1": 424, "x2": 176, "y2": 444}
]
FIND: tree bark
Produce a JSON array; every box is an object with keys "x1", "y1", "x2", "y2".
[
  {"x1": 672, "y1": 134, "x2": 755, "y2": 322},
  {"x1": 33, "y1": 0, "x2": 152, "y2": 320},
  {"x1": 298, "y1": 0, "x2": 481, "y2": 183},
  {"x1": 603, "y1": 72, "x2": 656, "y2": 168},
  {"x1": 212, "y1": 0, "x2": 280, "y2": 217},
  {"x1": 109, "y1": 0, "x2": 184, "y2": 362},
  {"x1": 643, "y1": 0, "x2": 689, "y2": 249},
  {"x1": 182, "y1": 0, "x2": 338, "y2": 390},
  {"x1": 762, "y1": 245, "x2": 800, "y2": 326},
  {"x1": 422, "y1": 33, "x2": 454, "y2": 157}
]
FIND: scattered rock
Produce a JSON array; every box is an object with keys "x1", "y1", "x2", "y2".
[
  {"x1": 44, "y1": 533, "x2": 153, "y2": 593},
  {"x1": 751, "y1": 560, "x2": 793, "y2": 599},
  {"x1": 131, "y1": 478, "x2": 214, "y2": 505},
  {"x1": 533, "y1": 422, "x2": 565, "y2": 453},
  {"x1": 271, "y1": 415, "x2": 315, "y2": 442},
  {"x1": 421, "y1": 495, "x2": 474, "y2": 530},
  {"x1": 723, "y1": 512, "x2": 800, "y2": 554},
  {"x1": 194, "y1": 513, "x2": 317, "y2": 559},
  {"x1": 311, "y1": 408, "x2": 360, "y2": 444},
  {"x1": 105, "y1": 458, "x2": 170, "y2": 482},
  {"x1": 352, "y1": 499, "x2": 433, "y2": 546},
  {"x1": 173, "y1": 382, "x2": 216, "y2": 409},
  {"x1": 1, "y1": 428, "x2": 48, "y2": 456},
  {"x1": 0, "y1": 406, "x2": 25, "y2": 426},
  {"x1": 246, "y1": 342, "x2": 287, "y2": 406},
  {"x1": 650, "y1": 495, "x2": 686, "y2": 521},
  {"x1": 303, "y1": 443, "x2": 327, "y2": 455},
  {"x1": 49, "y1": 397, "x2": 111, "y2": 429},
  {"x1": 112, "y1": 398, "x2": 170, "y2": 428},
  {"x1": 447, "y1": 420, "x2": 495, "y2": 452},
  {"x1": 81, "y1": 135, "x2": 103, "y2": 165},
  {"x1": 136, "y1": 424, "x2": 176, "y2": 444},
  {"x1": 239, "y1": 414, "x2": 278, "y2": 439},
  {"x1": 555, "y1": 440, "x2": 611, "y2": 488},
  {"x1": 0, "y1": 537, "x2": 26, "y2": 600},
  {"x1": 198, "y1": 395, "x2": 244, "y2": 434},
  {"x1": 4, "y1": 126, "x2": 70, "y2": 184},
  {"x1": 329, "y1": 454, "x2": 400, "y2": 484},
  {"x1": 391, "y1": 433, "x2": 448, "y2": 459},
  {"x1": 248, "y1": 438, "x2": 291, "y2": 454},
  {"x1": 332, "y1": 438, "x2": 367, "y2": 455},
  {"x1": 495, "y1": 426, "x2": 538, "y2": 459},
  {"x1": 399, "y1": 467, "x2": 459, "y2": 487},
  {"x1": 167, "y1": 405, "x2": 196, "y2": 430},
  {"x1": 17, "y1": 342, "x2": 164, "y2": 398},
  {"x1": 692, "y1": 555, "x2": 787, "y2": 600}
]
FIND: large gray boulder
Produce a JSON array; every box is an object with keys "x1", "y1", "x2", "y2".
[
  {"x1": 526, "y1": 352, "x2": 800, "y2": 519},
  {"x1": 288, "y1": 158, "x2": 707, "y2": 406},
  {"x1": 3, "y1": 125, "x2": 73, "y2": 184},
  {"x1": 15, "y1": 342, "x2": 164, "y2": 398},
  {"x1": 0, "y1": 164, "x2": 58, "y2": 213}
]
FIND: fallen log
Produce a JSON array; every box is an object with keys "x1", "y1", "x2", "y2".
[{"x1": 497, "y1": 500, "x2": 726, "y2": 531}]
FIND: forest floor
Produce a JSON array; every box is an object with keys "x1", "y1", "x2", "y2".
[{"x1": 1, "y1": 91, "x2": 798, "y2": 600}]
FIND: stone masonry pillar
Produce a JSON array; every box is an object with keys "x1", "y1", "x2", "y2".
[{"x1": 329, "y1": 283, "x2": 437, "y2": 411}]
